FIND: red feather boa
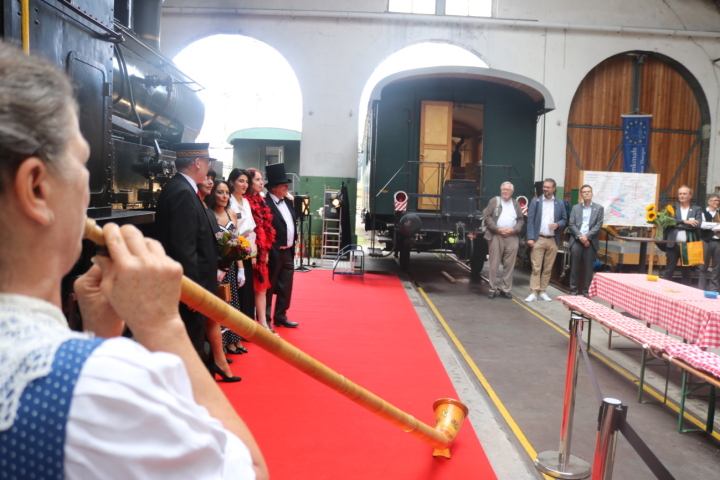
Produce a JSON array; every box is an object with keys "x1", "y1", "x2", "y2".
[{"x1": 245, "y1": 193, "x2": 275, "y2": 290}]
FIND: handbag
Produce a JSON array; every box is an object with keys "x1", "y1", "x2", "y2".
[
  {"x1": 680, "y1": 230, "x2": 704, "y2": 267},
  {"x1": 217, "y1": 283, "x2": 232, "y2": 302}
]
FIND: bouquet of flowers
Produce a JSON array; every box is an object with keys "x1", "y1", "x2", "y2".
[
  {"x1": 645, "y1": 204, "x2": 676, "y2": 240},
  {"x1": 216, "y1": 230, "x2": 254, "y2": 262}
]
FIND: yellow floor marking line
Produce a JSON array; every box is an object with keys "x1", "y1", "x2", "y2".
[
  {"x1": 418, "y1": 288, "x2": 553, "y2": 480},
  {"x1": 513, "y1": 298, "x2": 720, "y2": 441}
]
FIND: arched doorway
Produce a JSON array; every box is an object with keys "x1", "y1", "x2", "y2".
[
  {"x1": 173, "y1": 34, "x2": 302, "y2": 179},
  {"x1": 564, "y1": 52, "x2": 709, "y2": 204}
]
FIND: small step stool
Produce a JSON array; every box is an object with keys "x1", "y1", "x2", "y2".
[{"x1": 333, "y1": 244, "x2": 364, "y2": 281}]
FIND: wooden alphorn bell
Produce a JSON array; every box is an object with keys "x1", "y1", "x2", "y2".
[{"x1": 84, "y1": 219, "x2": 468, "y2": 458}]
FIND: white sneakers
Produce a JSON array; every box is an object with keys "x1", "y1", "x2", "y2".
[{"x1": 525, "y1": 293, "x2": 552, "y2": 302}]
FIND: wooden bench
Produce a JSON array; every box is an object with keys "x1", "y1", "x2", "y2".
[{"x1": 557, "y1": 295, "x2": 720, "y2": 434}]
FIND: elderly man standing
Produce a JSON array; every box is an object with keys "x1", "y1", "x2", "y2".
[
  {"x1": 483, "y1": 182, "x2": 525, "y2": 299},
  {"x1": 568, "y1": 185, "x2": 604, "y2": 296},
  {"x1": 525, "y1": 178, "x2": 568, "y2": 302},
  {"x1": 265, "y1": 163, "x2": 299, "y2": 329},
  {"x1": 662, "y1": 185, "x2": 703, "y2": 285},
  {"x1": 699, "y1": 194, "x2": 720, "y2": 291}
]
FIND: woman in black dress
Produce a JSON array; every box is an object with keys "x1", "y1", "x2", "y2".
[{"x1": 208, "y1": 180, "x2": 248, "y2": 354}]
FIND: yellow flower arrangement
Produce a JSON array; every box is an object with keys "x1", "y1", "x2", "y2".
[{"x1": 645, "y1": 204, "x2": 676, "y2": 239}]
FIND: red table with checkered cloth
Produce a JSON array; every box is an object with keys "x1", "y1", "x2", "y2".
[{"x1": 587, "y1": 273, "x2": 720, "y2": 348}]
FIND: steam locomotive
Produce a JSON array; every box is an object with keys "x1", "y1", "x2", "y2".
[
  {"x1": 2, "y1": 0, "x2": 204, "y2": 316},
  {"x1": 359, "y1": 66, "x2": 553, "y2": 274}
]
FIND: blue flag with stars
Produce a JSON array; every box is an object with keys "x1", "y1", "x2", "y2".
[{"x1": 621, "y1": 114, "x2": 651, "y2": 173}]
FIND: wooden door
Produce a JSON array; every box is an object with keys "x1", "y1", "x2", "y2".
[
  {"x1": 418, "y1": 100, "x2": 452, "y2": 210},
  {"x1": 565, "y1": 54, "x2": 706, "y2": 205}
]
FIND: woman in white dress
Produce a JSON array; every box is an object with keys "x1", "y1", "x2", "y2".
[{"x1": 227, "y1": 169, "x2": 257, "y2": 323}]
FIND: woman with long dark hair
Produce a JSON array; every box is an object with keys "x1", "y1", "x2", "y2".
[
  {"x1": 244, "y1": 168, "x2": 277, "y2": 335},
  {"x1": 228, "y1": 168, "x2": 256, "y2": 323},
  {"x1": 208, "y1": 179, "x2": 248, "y2": 355}
]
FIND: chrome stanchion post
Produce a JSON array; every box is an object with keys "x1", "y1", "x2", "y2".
[
  {"x1": 535, "y1": 316, "x2": 592, "y2": 479},
  {"x1": 591, "y1": 398, "x2": 626, "y2": 480}
]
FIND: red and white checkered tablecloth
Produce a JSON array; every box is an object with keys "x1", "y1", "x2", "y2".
[{"x1": 587, "y1": 273, "x2": 720, "y2": 348}]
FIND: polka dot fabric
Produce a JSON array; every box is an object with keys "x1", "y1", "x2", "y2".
[{"x1": 0, "y1": 338, "x2": 103, "y2": 480}]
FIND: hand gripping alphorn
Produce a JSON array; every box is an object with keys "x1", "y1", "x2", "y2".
[{"x1": 84, "y1": 219, "x2": 468, "y2": 458}]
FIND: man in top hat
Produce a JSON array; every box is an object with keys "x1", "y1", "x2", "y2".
[
  {"x1": 265, "y1": 163, "x2": 299, "y2": 329},
  {"x1": 155, "y1": 143, "x2": 220, "y2": 362}
]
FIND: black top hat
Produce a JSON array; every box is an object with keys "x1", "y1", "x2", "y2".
[
  {"x1": 265, "y1": 163, "x2": 292, "y2": 187},
  {"x1": 173, "y1": 142, "x2": 216, "y2": 162}
]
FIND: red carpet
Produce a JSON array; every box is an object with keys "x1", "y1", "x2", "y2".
[{"x1": 220, "y1": 270, "x2": 496, "y2": 479}]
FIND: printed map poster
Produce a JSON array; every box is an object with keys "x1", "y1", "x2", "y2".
[{"x1": 580, "y1": 171, "x2": 658, "y2": 227}]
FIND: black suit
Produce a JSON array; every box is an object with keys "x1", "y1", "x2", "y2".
[
  {"x1": 265, "y1": 194, "x2": 297, "y2": 325},
  {"x1": 155, "y1": 173, "x2": 220, "y2": 358}
]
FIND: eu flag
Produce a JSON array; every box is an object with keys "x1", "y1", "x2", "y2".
[{"x1": 621, "y1": 115, "x2": 651, "y2": 173}]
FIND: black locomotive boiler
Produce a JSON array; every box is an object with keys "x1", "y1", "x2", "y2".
[{"x1": 2, "y1": 0, "x2": 205, "y2": 316}]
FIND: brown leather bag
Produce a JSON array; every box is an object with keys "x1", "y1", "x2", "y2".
[{"x1": 217, "y1": 283, "x2": 231, "y2": 302}]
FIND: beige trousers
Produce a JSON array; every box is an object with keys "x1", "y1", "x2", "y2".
[
  {"x1": 488, "y1": 234, "x2": 519, "y2": 293},
  {"x1": 529, "y1": 236, "x2": 558, "y2": 295}
]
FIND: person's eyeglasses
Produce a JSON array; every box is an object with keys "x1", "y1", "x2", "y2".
[{"x1": 203, "y1": 158, "x2": 216, "y2": 168}]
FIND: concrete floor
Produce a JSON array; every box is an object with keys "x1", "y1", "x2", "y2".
[{"x1": 312, "y1": 251, "x2": 720, "y2": 479}]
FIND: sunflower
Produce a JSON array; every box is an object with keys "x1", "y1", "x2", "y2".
[
  {"x1": 646, "y1": 211, "x2": 657, "y2": 222},
  {"x1": 666, "y1": 205, "x2": 675, "y2": 216},
  {"x1": 645, "y1": 204, "x2": 655, "y2": 212}
]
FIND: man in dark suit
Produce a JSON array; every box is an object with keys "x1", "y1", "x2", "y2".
[
  {"x1": 662, "y1": 185, "x2": 703, "y2": 285},
  {"x1": 155, "y1": 143, "x2": 219, "y2": 360},
  {"x1": 265, "y1": 164, "x2": 299, "y2": 329},
  {"x1": 568, "y1": 184, "x2": 604, "y2": 296},
  {"x1": 525, "y1": 178, "x2": 568, "y2": 302}
]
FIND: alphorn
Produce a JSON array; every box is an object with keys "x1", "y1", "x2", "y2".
[{"x1": 84, "y1": 219, "x2": 468, "y2": 458}]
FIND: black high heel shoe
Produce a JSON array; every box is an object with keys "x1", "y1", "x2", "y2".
[
  {"x1": 211, "y1": 363, "x2": 241, "y2": 383},
  {"x1": 225, "y1": 346, "x2": 244, "y2": 355}
]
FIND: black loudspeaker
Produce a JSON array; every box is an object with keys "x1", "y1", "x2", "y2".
[{"x1": 294, "y1": 195, "x2": 310, "y2": 219}]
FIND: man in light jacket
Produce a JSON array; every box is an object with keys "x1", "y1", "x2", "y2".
[{"x1": 483, "y1": 182, "x2": 525, "y2": 299}]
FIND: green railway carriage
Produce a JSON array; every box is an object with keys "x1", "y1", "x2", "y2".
[{"x1": 360, "y1": 66, "x2": 554, "y2": 273}]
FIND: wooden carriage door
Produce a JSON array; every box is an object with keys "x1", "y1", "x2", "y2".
[{"x1": 418, "y1": 101, "x2": 452, "y2": 210}]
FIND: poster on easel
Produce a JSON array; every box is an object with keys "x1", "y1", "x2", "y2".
[{"x1": 580, "y1": 171, "x2": 659, "y2": 227}]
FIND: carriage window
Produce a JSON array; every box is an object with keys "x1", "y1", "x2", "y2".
[
  {"x1": 445, "y1": 0, "x2": 492, "y2": 17},
  {"x1": 388, "y1": 0, "x2": 436, "y2": 15}
]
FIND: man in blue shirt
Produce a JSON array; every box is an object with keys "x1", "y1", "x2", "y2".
[{"x1": 525, "y1": 179, "x2": 568, "y2": 302}]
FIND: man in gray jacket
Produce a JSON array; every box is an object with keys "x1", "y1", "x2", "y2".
[
  {"x1": 483, "y1": 182, "x2": 525, "y2": 299},
  {"x1": 568, "y1": 185, "x2": 604, "y2": 296}
]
